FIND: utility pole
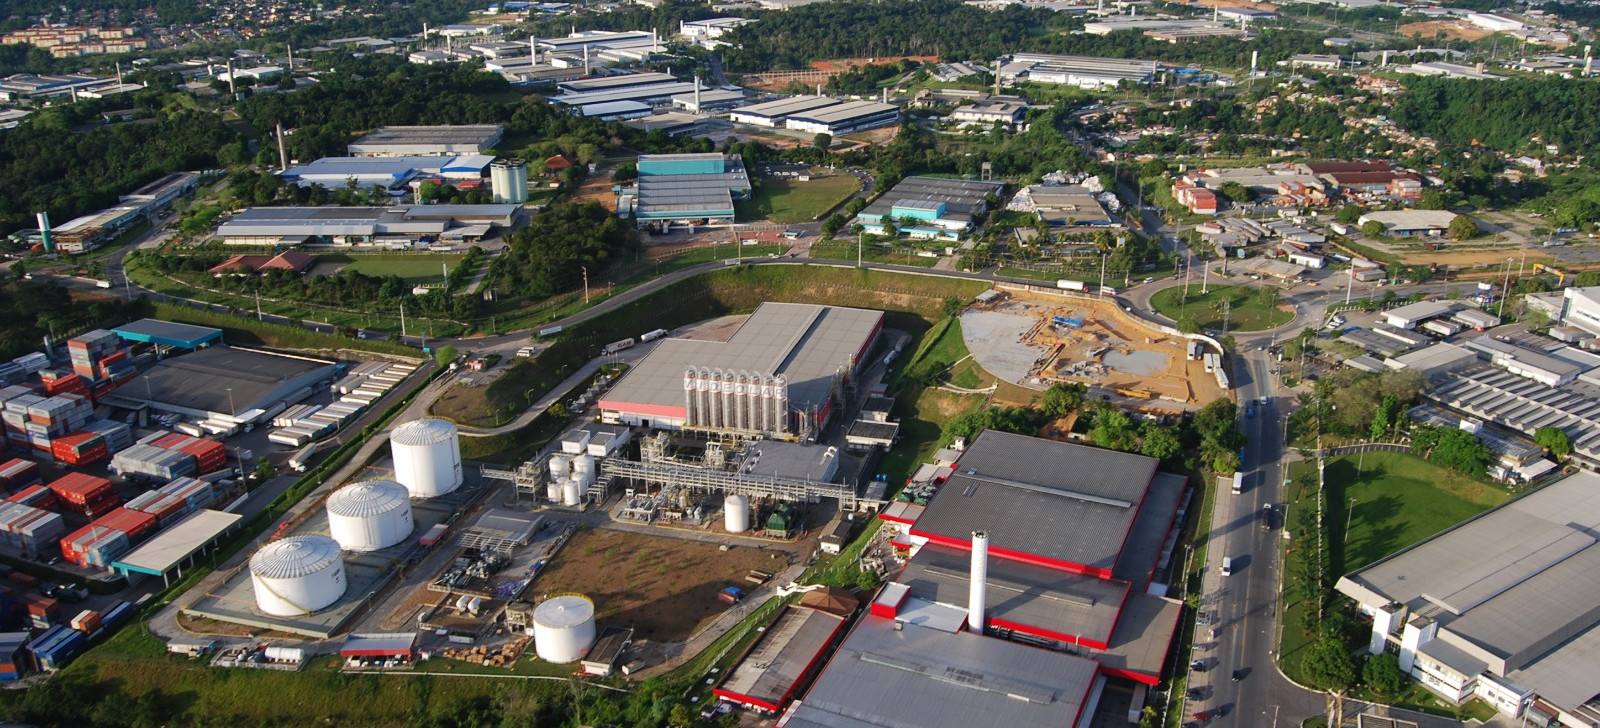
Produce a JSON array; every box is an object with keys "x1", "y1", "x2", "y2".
[
  {"x1": 1099, "y1": 252, "x2": 1107, "y2": 299},
  {"x1": 1202, "y1": 259, "x2": 1211, "y2": 295},
  {"x1": 582, "y1": 266, "x2": 590, "y2": 303},
  {"x1": 400, "y1": 302, "x2": 407, "y2": 339},
  {"x1": 1498, "y1": 257, "x2": 1512, "y2": 319},
  {"x1": 857, "y1": 230, "x2": 863, "y2": 268},
  {"x1": 1345, "y1": 262, "x2": 1354, "y2": 306}
]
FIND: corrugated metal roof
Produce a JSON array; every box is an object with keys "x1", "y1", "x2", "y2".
[
  {"x1": 114, "y1": 509, "x2": 241, "y2": 575},
  {"x1": 785, "y1": 617, "x2": 1098, "y2": 728},
  {"x1": 715, "y1": 606, "x2": 844, "y2": 709},
  {"x1": 898, "y1": 542, "x2": 1125, "y2": 645}
]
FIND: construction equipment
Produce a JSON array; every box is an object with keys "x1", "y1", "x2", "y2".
[{"x1": 1533, "y1": 263, "x2": 1570, "y2": 286}]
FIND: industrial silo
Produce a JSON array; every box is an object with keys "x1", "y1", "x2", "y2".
[
  {"x1": 326, "y1": 480, "x2": 414, "y2": 552},
  {"x1": 250, "y1": 535, "x2": 346, "y2": 617},
  {"x1": 390, "y1": 418, "x2": 462, "y2": 498},
  {"x1": 490, "y1": 159, "x2": 529, "y2": 204},
  {"x1": 724, "y1": 494, "x2": 750, "y2": 533},
  {"x1": 533, "y1": 595, "x2": 596, "y2": 663}
]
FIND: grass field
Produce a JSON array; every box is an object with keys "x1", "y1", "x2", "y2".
[
  {"x1": 1150, "y1": 284, "x2": 1294, "y2": 333},
  {"x1": 334, "y1": 254, "x2": 465, "y2": 285},
  {"x1": 1278, "y1": 453, "x2": 1510, "y2": 685},
  {"x1": 810, "y1": 240, "x2": 940, "y2": 268},
  {"x1": 532, "y1": 528, "x2": 782, "y2": 641},
  {"x1": 735, "y1": 175, "x2": 860, "y2": 224}
]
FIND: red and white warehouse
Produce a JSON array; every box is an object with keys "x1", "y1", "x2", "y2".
[
  {"x1": 598, "y1": 303, "x2": 883, "y2": 439},
  {"x1": 778, "y1": 430, "x2": 1186, "y2": 728}
]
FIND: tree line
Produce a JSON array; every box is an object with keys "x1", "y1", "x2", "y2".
[{"x1": 490, "y1": 202, "x2": 636, "y2": 301}]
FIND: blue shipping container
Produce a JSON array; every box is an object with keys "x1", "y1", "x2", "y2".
[
  {"x1": 100, "y1": 601, "x2": 133, "y2": 631},
  {"x1": 36, "y1": 629, "x2": 85, "y2": 671}
]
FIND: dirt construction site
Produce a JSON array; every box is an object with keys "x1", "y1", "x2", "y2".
[{"x1": 961, "y1": 290, "x2": 1227, "y2": 409}]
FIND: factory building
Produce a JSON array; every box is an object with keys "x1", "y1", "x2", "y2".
[
  {"x1": 950, "y1": 98, "x2": 1028, "y2": 130},
  {"x1": 629, "y1": 153, "x2": 751, "y2": 229},
  {"x1": 552, "y1": 82, "x2": 700, "y2": 113},
  {"x1": 556, "y1": 71, "x2": 679, "y2": 94},
  {"x1": 279, "y1": 155, "x2": 494, "y2": 191},
  {"x1": 347, "y1": 125, "x2": 505, "y2": 157},
  {"x1": 104, "y1": 346, "x2": 338, "y2": 425},
  {"x1": 1528, "y1": 286, "x2": 1600, "y2": 338},
  {"x1": 1337, "y1": 470, "x2": 1600, "y2": 725},
  {"x1": 535, "y1": 30, "x2": 657, "y2": 55},
  {"x1": 727, "y1": 95, "x2": 846, "y2": 127},
  {"x1": 599, "y1": 303, "x2": 883, "y2": 439},
  {"x1": 793, "y1": 431, "x2": 1185, "y2": 727},
  {"x1": 1358, "y1": 210, "x2": 1459, "y2": 237},
  {"x1": 781, "y1": 100, "x2": 899, "y2": 135},
  {"x1": 671, "y1": 87, "x2": 746, "y2": 113},
  {"x1": 853, "y1": 176, "x2": 1006, "y2": 240},
  {"x1": 216, "y1": 205, "x2": 521, "y2": 246},
  {"x1": 1000, "y1": 53, "x2": 1157, "y2": 88}
]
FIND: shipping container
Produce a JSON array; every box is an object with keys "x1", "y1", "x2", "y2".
[
  {"x1": 0, "y1": 459, "x2": 40, "y2": 493},
  {"x1": 7, "y1": 484, "x2": 58, "y2": 511},
  {"x1": 45, "y1": 473, "x2": 113, "y2": 506}
]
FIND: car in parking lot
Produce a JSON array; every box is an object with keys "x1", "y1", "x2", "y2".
[{"x1": 1245, "y1": 403, "x2": 1256, "y2": 418}]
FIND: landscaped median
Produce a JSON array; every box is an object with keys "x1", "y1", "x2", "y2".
[{"x1": 1150, "y1": 284, "x2": 1295, "y2": 333}]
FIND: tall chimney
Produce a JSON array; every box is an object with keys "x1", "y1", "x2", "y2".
[
  {"x1": 36, "y1": 212, "x2": 53, "y2": 254},
  {"x1": 968, "y1": 531, "x2": 989, "y2": 633},
  {"x1": 694, "y1": 77, "x2": 702, "y2": 112},
  {"x1": 226, "y1": 60, "x2": 236, "y2": 96},
  {"x1": 276, "y1": 122, "x2": 288, "y2": 170}
]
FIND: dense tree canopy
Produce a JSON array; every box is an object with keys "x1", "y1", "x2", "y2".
[
  {"x1": 492, "y1": 203, "x2": 635, "y2": 300},
  {"x1": 1388, "y1": 76, "x2": 1600, "y2": 158}
]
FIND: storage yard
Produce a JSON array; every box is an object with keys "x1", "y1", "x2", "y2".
[{"x1": 960, "y1": 290, "x2": 1227, "y2": 408}]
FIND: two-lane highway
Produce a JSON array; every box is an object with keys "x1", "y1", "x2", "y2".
[{"x1": 1189, "y1": 345, "x2": 1322, "y2": 726}]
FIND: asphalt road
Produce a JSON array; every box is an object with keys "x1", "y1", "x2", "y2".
[{"x1": 1187, "y1": 347, "x2": 1323, "y2": 726}]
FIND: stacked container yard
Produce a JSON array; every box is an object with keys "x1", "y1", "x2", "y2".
[
  {"x1": 0, "y1": 503, "x2": 64, "y2": 554},
  {"x1": 38, "y1": 370, "x2": 89, "y2": 398},
  {"x1": 124, "y1": 490, "x2": 189, "y2": 527},
  {"x1": 148, "y1": 433, "x2": 227, "y2": 474},
  {"x1": 0, "y1": 387, "x2": 39, "y2": 451},
  {"x1": 0, "y1": 362, "x2": 23, "y2": 387},
  {"x1": 111, "y1": 443, "x2": 197, "y2": 481},
  {"x1": 50, "y1": 431, "x2": 108, "y2": 467},
  {"x1": 0, "y1": 631, "x2": 28, "y2": 681},
  {"x1": 158, "y1": 476, "x2": 217, "y2": 511},
  {"x1": 22, "y1": 595, "x2": 57, "y2": 629},
  {"x1": 12, "y1": 354, "x2": 47, "y2": 376},
  {"x1": 23, "y1": 393, "x2": 93, "y2": 457},
  {"x1": 6, "y1": 485, "x2": 57, "y2": 511},
  {"x1": 66, "y1": 330, "x2": 123, "y2": 381},
  {"x1": 81, "y1": 419, "x2": 133, "y2": 453},
  {"x1": 59, "y1": 508, "x2": 157, "y2": 568},
  {"x1": 25, "y1": 624, "x2": 84, "y2": 671},
  {"x1": 45, "y1": 473, "x2": 120, "y2": 518},
  {"x1": 0, "y1": 460, "x2": 40, "y2": 494}
]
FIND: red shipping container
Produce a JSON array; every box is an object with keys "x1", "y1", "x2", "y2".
[
  {"x1": 50, "y1": 432, "x2": 104, "y2": 459},
  {"x1": 45, "y1": 473, "x2": 113, "y2": 506},
  {"x1": 92, "y1": 508, "x2": 156, "y2": 542},
  {"x1": 56, "y1": 443, "x2": 108, "y2": 467},
  {"x1": 7, "y1": 485, "x2": 58, "y2": 510},
  {"x1": 23, "y1": 595, "x2": 56, "y2": 618},
  {"x1": 98, "y1": 350, "x2": 128, "y2": 367},
  {"x1": 7, "y1": 572, "x2": 37, "y2": 587}
]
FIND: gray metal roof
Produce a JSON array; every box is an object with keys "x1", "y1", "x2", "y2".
[
  {"x1": 113, "y1": 510, "x2": 242, "y2": 575},
  {"x1": 784, "y1": 100, "x2": 897, "y2": 125},
  {"x1": 785, "y1": 617, "x2": 1098, "y2": 728},
  {"x1": 1096, "y1": 592, "x2": 1184, "y2": 678},
  {"x1": 553, "y1": 82, "x2": 698, "y2": 107},
  {"x1": 859, "y1": 177, "x2": 1004, "y2": 220},
  {"x1": 911, "y1": 431, "x2": 1159, "y2": 572},
  {"x1": 1112, "y1": 471, "x2": 1187, "y2": 590},
  {"x1": 730, "y1": 95, "x2": 840, "y2": 119},
  {"x1": 715, "y1": 605, "x2": 844, "y2": 707},
  {"x1": 136, "y1": 346, "x2": 336, "y2": 415},
  {"x1": 600, "y1": 303, "x2": 883, "y2": 418},
  {"x1": 1384, "y1": 300, "x2": 1456, "y2": 324},
  {"x1": 558, "y1": 71, "x2": 678, "y2": 92},
  {"x1": 1508, "y1": 623, "x2": 1600, "y2": 708},
  {"x1": 348, "y1": 125, "x2": 502, "y2": 152},
  {"x1": 897, "y1": 543, "x2": 1125, "y2": 645}
]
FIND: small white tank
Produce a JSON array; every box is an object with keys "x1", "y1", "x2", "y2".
[
  {"x1": 562, "y1": 479, "x2": 581, "y2": 506},
  {"x1": 533, "y1": 595, "x2": 596, "y2": 663},
  {"x1": 469, "y1": 596, "x2": 483, "y2": 616},
  {"x1": 263, "y1": 646, "x2": 304, "y2": 662},
  {"x1": 572, "y1": 453, "x2": 595, "y2": 476},
  {"x1": 724, "y1": 494, "x2": 750, "y2": 533},
  {"x1": 548, "y1": 454, "x2": 570, "y2": 481},
  {"x1": 456, "y1": 594, "x2": 471, "y2": 613},
  {"x1": 546, "y1": 478, "x2": 562, "y2": 502}
]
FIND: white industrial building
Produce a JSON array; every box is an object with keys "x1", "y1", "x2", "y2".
[
  {"x1": 347, "y1": 125, "x2": 505, "y2": 157},
  {"x1": 1465, "y1": 337, "x2": 1586, "y2": 388},
  {"x1": 278, "y1": 155, "x2": 494, "y2": 191},
  {"x1": 678, "y1": 17, "x2": 756, "y2": 41},
  {"x1": 1383, "y1": 301, "x2": 1457, "y2": 330},
  {"x1": 671, "y1": 86, "x2": 745, "y2": 113},
  {"x1": 216, "y1": 205, "x2": 522, "y2": 246},
  {"x1": 1338, "y1": 470, "x2": 1600, "y2": 725},
  {"x1": 1527, "y1": 286, "x2": 1600, "y2": 338},
  {"x1": 782, "y1": 100, "x2": 899, "y2": 135},
  {"x1": 1431, "y1": 367, "x2": 1600, "y2": 471},
  {"x1": 1359, "y1": 210, "x2": 1460, "y2": 237},
  {"x1": 949, "y1": 98, "x2": 1027, "y2": 129},
  {"x1": 1386, "y1": 342, "x2": 1478, "y2": 379},
  {"x1": 728, "y1": 95, "x2": 847, "y2": 127},
  {"x1": 1000, "y1": 53, "x2": 1157, "y2": 89},
  {"x1": 1465, "y1": 12, "x2": 1524, "y2": 31}
]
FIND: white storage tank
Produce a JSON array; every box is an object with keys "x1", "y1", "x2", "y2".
[
  {"x1": 249, "y1": 535, "x2": 346, "y2": 617},
  {"x1": 533, "y1": 595, "x2": 596, "y2": 663},
  {"x1": 562, "y1": 478, "x2": 581, "y2": 506},
  {"x1": 572, "y1": 453, "x2": 595, "y2": 478},
  {"x1": 326, "y1": 480, "x2": 414, "y2": 552},
  {"x1": 548, "y1": 454, "x2": 570, "y2": 481},
  {"x1": 724, "y1": 494, "x2": 750, "y2": 533},
  {"x1": 263, "y1": 646, "x2": 305, "y2": 662},
  {"x1": 546, "y1": 478, "x2": 562, "y2": 503},
  {"x1": 390, "y1": 418, "x2": 462, "y2": 498}
]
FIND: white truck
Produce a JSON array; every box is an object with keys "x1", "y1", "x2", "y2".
[
  {"x1": 1056, "y1": 279, "x2": 1088, "y2": 292},
  {"x1": 640, "y1": 328, "x2": 669, "y2": 343}
]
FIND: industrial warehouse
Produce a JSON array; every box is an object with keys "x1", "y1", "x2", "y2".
[
  {"x1": 853, "y1": 176, "x2": 1007, "y2": 239},
  {"x1": 624, "y1": 153, "x2": 752, "y2": 229},
  {"x1": 598, "y1": 302, "x2": 883, "y2": 437},
  {"x1": 999, "y1": 53, "x2": 1158, "y2": 88},
  {"x1": 727, "y1": 95, "x2": 900, "y2": 134},
  {"x1": 346, "y1": 125, "x2": 505, "y2": 157},
  {"x1": 215, "y1": 204, "x2": 523, "y2": 246}
]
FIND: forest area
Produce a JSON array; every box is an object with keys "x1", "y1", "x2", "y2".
[
  {"x1": 0, "y1": 280, "x2": 153, "y2": 361},
  {"x1": 1387, "y1": 76, "x2": 1600, "y2": 160}
]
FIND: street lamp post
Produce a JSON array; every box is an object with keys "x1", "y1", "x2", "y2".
[
  {"x1": 226, "y1": 387, "x2": 236, "y2": 416},
  {"x1": 1345, "y1": 496, "x2": 1358, "y2": 543}
]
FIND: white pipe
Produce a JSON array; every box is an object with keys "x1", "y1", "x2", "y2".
[{"x1": 968, "y1": 530, "x2": 988, "y2": 633}]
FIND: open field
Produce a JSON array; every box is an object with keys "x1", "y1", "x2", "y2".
[
  {"x1": 1150, "y1": 284, "x2": 1293, "y2": 332},
  {"x1": 736, "y1": 175, "x2": 859, "y2": 224},
  {"x1": 1399, "y1": 20, "x2": 1491, "y2": 42},
  {"x1": 810, "y1": 240, "x2": 939, "y2": 267},
  {"x1": 531, "y1": 528, "x2": 781, "y2": 641}
]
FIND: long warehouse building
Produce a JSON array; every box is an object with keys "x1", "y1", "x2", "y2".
[
  {"x1": 598, "y1": 302, "x2": 883, "y2": 439},
  {"x1": 1001, "y1": 53, "x2": 1157, "y2": 88},
  {"x1": 782, "y1": 100, "x2": 899, "y2": 135},
  {"x1": 347, "y1": 125, "x2": 504, "y2": 157}
]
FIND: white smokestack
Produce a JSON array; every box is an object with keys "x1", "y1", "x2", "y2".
[
  {"x1": 694, "y1": 77, "x2": 702, "y2": 111},
  {"x1": 968, "y1": 531, "x2": 989, "y2": 633},
  {"x1": 1251, "y1": 50, "x2": 1259, "y2": 74},
  {"x1": 276, "y1": 122, "x2": 288, "y2": 171}
]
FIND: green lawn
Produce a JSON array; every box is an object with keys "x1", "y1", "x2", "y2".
[
  {"x1": 810, "y1": 240, "x2": 940, "y2": 268},
  {"x1": 736, "y1": 175, "x2": 860, "y2": 224},
  {"x1": 1327, "y1": 452, "x2": 1511, "y2": 573},
  {"x1": 335, "y1": 254, "x2": 466, "y2": 285},
  {"x1": 1150, "y1": 284, "x2": 1294, "y2": 333}
]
